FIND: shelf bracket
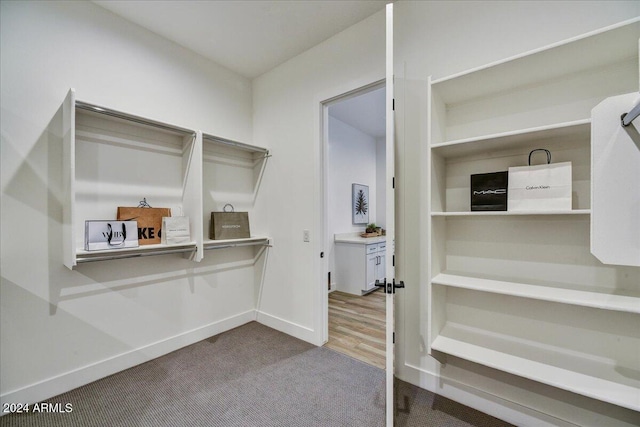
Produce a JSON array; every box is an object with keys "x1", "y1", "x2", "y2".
[{"x1": 621, "y1": 99, "x2": 640, "y2": 127}]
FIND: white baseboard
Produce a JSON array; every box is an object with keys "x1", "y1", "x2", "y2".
[
  {"x1": 0, "y1": 310, "x2": 256, "y2": 408},
  {"x1": 256, "y1": 310, "x2": 317, "y2": 344},
  {"x1": 398, "y1": 362, "x2": 578, "y2": 427}
]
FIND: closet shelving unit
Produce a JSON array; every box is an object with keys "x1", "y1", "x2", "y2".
[
  {"x1": 426, "y1": 20, "x2": 640, "y2": 412},
  {"x1": 201, "y1": 133, "x2": 270, "y2": 252},
  {"x1": 61, "y1": 89, "x2": 270, "y2": 269}
]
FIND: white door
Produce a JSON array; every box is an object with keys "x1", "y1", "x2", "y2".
[{"x1": 384, "y1": 3, "x2": 399, "y2": 426}]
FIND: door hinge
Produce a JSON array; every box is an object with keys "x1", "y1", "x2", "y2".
[
  {"x1": 392, "y1": 98, "x2": 395, "y2": 111},
  {"x1": 392, "y1": 177, "x2": 395, "y2": 189},
  {"x1": 393, "y1": 332, "x2": 395, "y2": 344}
]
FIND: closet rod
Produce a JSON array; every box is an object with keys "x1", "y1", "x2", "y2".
[
  {"x1": 204, "y1": 241, "x2": 272, "y2": 251},
  {"x1": 621, "y1": 99, "x2": 640, "y2": 127},
  {"x1": 203, "y1": 133, "x2": 269, "y2": 154},
  {"x1": 76, "y1": 247, "x2": 196, "y2": 263},
  {"x1": 76, "y1": 101, "x2": 196, "y2": 136}
]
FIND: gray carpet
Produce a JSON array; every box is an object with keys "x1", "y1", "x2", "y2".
[
  {"x1": 1, "y1": 322, "x2": 384, "y2": 427},
  {"x1": 394, "y1": 380, "x2": 513, "y2": 427},
  {"x1": 1, "y1": 322, "x2": 511, "y2": 426}
]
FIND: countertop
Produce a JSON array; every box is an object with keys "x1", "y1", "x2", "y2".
[{"x1": 334, "y1": 232, "x2": 386, "y2": 244}]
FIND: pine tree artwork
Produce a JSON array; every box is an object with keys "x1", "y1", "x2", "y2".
[
  {"x1": 355, "y1": 190, "x2": 368, "y2": 215},
  {"x1": 352, "y1": 184, "x2": 369, "y2": 224}
]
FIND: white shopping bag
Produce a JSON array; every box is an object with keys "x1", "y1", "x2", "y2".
[
  {"x1": 161, "y1": 216, "x2": 191, "y2": 245},
  {"x1": 85, "y1": 220, "x2": 139, "y2": 251},
  {"x1": 508, "y1": 149, "x2": 572, "y2": 212}
]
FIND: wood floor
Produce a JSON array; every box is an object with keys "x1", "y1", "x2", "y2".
[{"x1": 324, "y1": 290, "x2": 386, "y2": 369}]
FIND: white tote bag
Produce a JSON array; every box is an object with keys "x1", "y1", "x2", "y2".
[
  {"x1": 161, "y1": 216, "x2": 191, "y2": 245},
  {"x1": 508, "y1": 149, "x2": 572, "y2": 212}
]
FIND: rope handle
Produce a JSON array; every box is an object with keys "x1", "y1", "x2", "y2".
[
  {"x1": 223, "y1": 203, "x2": 235, "y2": 213},
  {"x1": 138, "y1": 198, "x2": 152, "y2": 208},
  {"x1": 528, "y1": 149, "x2": 551, "y2": 166}
]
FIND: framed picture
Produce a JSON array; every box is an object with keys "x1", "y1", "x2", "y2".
[{"x1": 352, "y1": 183, "x2": 369, "y2": 224}]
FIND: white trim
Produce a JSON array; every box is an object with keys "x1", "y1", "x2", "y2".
[
  {"x1": 399, "y1": 363, "x2": 580, "y2": 427},
  {"x1": 255, "y1": 310, "x2": 318, "y2": 345},
  {"x1": 315, "y1": 76, "x2": 386, "y2": 347},
  {"x1": 0, "y1": 310, "x2": 256, "y2": 408}
]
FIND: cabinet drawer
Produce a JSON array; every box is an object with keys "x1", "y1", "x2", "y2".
[
  {"x1": 378, "y1": 242, "x2": 386, "y2": 252},
  {"x1": 366, "y1": 244, "x2": 379, "y2": 255}
]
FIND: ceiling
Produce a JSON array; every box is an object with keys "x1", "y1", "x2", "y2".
[
  {"x1": 93, "y1": 0, "x2": 388, "y2": 137},
  {"x1": 329, "y1": 87, "x2": 386, "y2": 139},
  {"x1": 93, "y1": 0, "x2": 387, "y2": 79}
]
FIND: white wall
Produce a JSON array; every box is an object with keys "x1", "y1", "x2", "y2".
[
  {"x1": 1, "y1": 1, "x2": 257, "y2": 406},
  {"x1": 252, "y1": 10, "x2": 386, "y2": 342},
  {"x1": 327, "y1": 115, "x2": 378, "y2": 291},
  {"x1": 394, "y1": 1, "x2": 640, "y2": 427},
  {"x1": 328, "y1": 115, "x2": 378, "y2": 234},
  {"x1": 375, "y1": 136, "x2": 386, "y2": 228},
  {"x1": 4, "y1": 1, "x2": 639, "y2": 425}
]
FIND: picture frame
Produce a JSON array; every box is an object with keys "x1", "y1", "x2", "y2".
[{"x1": 352, "y1": 183, "x2": 369, "y2": 224}]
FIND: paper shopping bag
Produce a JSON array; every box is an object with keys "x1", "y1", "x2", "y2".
[
  {"x1": 508, "y1": 149, "x2": 572, "y2": 212},
  {"x1": 161, "y1": 216, "x2": 191, "y2": 245},
  {"x1": 210, "y1": 204, "x2": 250, "y2": 240},
  {"x1": 85, "y1": 220, "x2": 139, "y2": 251},
  {"x1": 117, "y1": 206, "x2": 171, "y2": 245}
]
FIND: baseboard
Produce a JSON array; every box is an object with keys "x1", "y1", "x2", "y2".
[
  {"x1": 0, "y1": 310, "x2": 256, "y2": 408},
  {"x1": 256, "y1": 310, "x2": 317, "y2": 344},
  {"x1": 398, "y1": 362, "x2": 578, "y2": 427}
]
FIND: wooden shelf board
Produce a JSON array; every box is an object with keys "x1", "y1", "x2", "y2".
[
  {"x1": 431, "y1": 323, "x2": 640, "y2": 411},
  {"x1": 431, "y1": 273, "x2": 640, "y2": 314},
  {"x1": 430, "y1": 120, "x2": 591, "y2": 158},
  {"x1": 431, "y1": 209, "x2": 591, "y2": 217}
]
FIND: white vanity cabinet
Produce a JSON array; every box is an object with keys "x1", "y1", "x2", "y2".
[
  {"x1": 335, "y1": 234, "x2": 386, "y2": 295},
  {"x1": 366, "y1": 242, "x2": 386, "y2": 291}
]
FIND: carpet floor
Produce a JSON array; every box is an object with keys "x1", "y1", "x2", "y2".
[{"x1": 0, "y1": 322, "x2": 512, "y2": 427}]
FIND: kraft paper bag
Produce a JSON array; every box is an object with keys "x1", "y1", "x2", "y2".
[
  {"x1": 508, "y1": 149, "x2": 572, "y2": 212},
  {"x1": 117, "y1": 206, "x2": 171, "y2": 245}
]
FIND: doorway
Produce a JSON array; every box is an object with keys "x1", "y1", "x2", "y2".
[{"x1": 321, "y1": 82, "x2": 387, "y2": 369}]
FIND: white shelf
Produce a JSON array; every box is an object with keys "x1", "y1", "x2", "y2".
[
  {"x1": 431, "y1": 209, "x2": 590, "y2": 217},
  {"x1": 58, "y1": 88, "x2": 270, "y2": 268},
  {"x1": 432, "y1": 273, "x2": 640, "y2": 314},
  {"x1": 203, "y1": 236, "x2": 270, "y2": 250},
  {"x1": 431, "y1": 322, "x2": 640, "y2": 412},
  {"x1": 431, "y1": 120, "x2": 591, "y2": 158},
  {"x1": 430, "y1": 19, "x2": 639, "y2": 104},
  {"x1": 426, "y1": 20, "x2": 640, "y2": 413},
  {"x1": 76, "y1": 242, "x2": 197, "y2": 263}
]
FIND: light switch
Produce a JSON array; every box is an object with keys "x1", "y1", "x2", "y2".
[{"x1": 303, "y1": 229, "x2": 310, "y2": 242}]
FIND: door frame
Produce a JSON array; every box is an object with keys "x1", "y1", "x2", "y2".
[{"x1": 318, "y1": 78, "x2": 386, "y2": 346}]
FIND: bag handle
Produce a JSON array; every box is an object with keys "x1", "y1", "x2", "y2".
[
  {"x1": 107, "y1": 223, "x2": 126, "y2": 246},
  {"x1": 528, "y1": 149, "x2": 551, "y2": 165},
  {"x1": 223, "y1": 203, "x2": 235, "y2": 212},
  {"x1": 138, "y1": 198, "x2": 152, "y2": 208}
]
